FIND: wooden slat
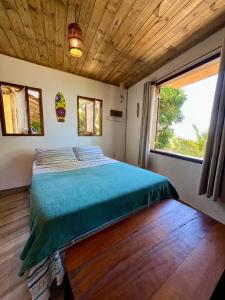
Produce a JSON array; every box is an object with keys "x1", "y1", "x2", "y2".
[
  {"x1": 42, "y1": 0, "x2": 57, "y2": 67},
  {"x1": 65, "y1": 199, "x2": 225, "y2": 300},
  {"x1": 97, "y1": 0, "x2": 189, "y2": 82},
  {"x1": 151, "y1": 223, "x2": 225, "y2": 300},
  {"x1": 0, "y1": 191, "x2": 66, "y2": 299},
  {"x1": 0, "y1": 27, "x2": 16, "y2": 57},
  {"x1": 2, "y1": 0, "x2": 33, "y2": 60},
  {"x1": 55, "y1": 0, "x2": 68, "y2": 69},
  {"x1": 104, "y1": 0, "x2": 209, "y2": 83},
  {"x1": 12, "y1": 0, "x2": 40, "y2": 61},
  {"x1": 0, "y1": 192, "x2": 30, "y2": 299},
  {"x1": 91, "y1": 0, "x2": 163, "y2": 81},
  {"x1": 78, "y1": 0, "x2": 123, "y2": 77},
  {"x1": 66, "y1": 200, "x2": 194, "y2": 271},
  {"x1": 74, "y1": 0, "x2": 110, "y2": 75},
  {"x1": 0, "y1": 1, "x2": 24, "y2": 57},
  {"x1": 80, "y1": 0, "x2": 138, "y2": 77},
  {"x1": 28, "y1": 0, "x2": 49, "y2": 65},
  {"x1": 116, "y1": 0, "x2": 225, "y2": 86}
]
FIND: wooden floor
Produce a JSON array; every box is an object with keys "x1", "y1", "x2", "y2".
[
  {"x1": 0, "y1": 191, "x2": 30, "y2": 300},
  {"x1": 0, "y1": 191, "x2": 65, "y2": 300},
  {"x1": 2, "y1": 192, "x2": 225, "y2": 300},
  {"x1": 65, "y1": 199, "x2": 225, "y2": 300}
]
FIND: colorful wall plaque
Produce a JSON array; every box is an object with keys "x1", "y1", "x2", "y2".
[{"x1": 55, "y1": 92, "x2": 66, "y2": 122}]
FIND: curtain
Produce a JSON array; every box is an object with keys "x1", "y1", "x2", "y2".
[
  {"x1": 199, "y1": 40, "x2": 225, "y2": 202},
  {"x1": 138, "y1": 82, "x2": 156, "y2": 169}
]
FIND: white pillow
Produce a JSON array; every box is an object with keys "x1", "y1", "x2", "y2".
[
  {"x1": 73, "y1": 146, "x2": 104, "y2": 161},
  {"x1": 36, "y1": 147, "x2": 77, "y2": 165}
]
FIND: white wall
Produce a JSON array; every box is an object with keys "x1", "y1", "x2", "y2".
[
  {"x1": 126, "y1": 27, "x2": 225, "y2": 224},
  {"x1": 0, "y1": 55, "x2": 126, "y2": 190}
]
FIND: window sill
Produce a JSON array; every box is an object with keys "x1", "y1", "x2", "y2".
[{"x1": 150, "y1": 149, "x2": 203, "y2": 164}]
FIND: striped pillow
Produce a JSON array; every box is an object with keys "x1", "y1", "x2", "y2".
[
  {"x1": 36, "y1": 147, "x2": 77, "y2": 165},
  {"x1": 74, "y1": 146, "x2": 104, "y2": 161}
]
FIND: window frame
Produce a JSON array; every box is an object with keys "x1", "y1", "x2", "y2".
[
  {"x1": 151, "y1": 52, "x2": 220, "y2": 164},
  {"x1": 77, "y1": 95, "x2": 103, "y2": 136},
  {"x1": 0, "y1": 81, "x2": 44, "y2": 136}
]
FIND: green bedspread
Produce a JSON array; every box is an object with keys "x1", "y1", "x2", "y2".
[{"x1": 19, "y1": 162, "x2": 178, "y2": 275}]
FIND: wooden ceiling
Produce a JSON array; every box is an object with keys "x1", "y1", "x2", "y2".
[{"x1": 0, "y1": 0, "x2": 225, "y2": 88}]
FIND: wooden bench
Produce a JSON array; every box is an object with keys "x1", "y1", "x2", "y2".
[{"x1": 65, "y1": 199, "x2": 225, "y2": 300}]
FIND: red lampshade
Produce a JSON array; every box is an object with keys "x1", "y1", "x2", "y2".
[{"x1": 68, "y1": 23, "x2": 83, "y2": 57}]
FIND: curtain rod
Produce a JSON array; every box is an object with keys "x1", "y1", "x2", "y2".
[{"x1": 152, "y1": 46, "x2": 222, "y2": 86}]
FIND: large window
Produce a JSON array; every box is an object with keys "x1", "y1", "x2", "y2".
[
  {"x1": 77, "y1": 96, "x2": 102, "y2": 136},
  {"x1": 153, "y1": 55, "x2": 220, "y2": 162}
]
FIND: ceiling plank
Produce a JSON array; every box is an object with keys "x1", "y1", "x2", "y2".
[
  {"x1": 103, "y1": 0, "x2": 205, "y2": 84},
  {"x1": 79, "y1": 0, "x2": 123, "y2": 77},
  {"x1": 88, "y1": 0, "x2": 150, "y2": 79},
  {"x1": 81, "y1": 0, "x2": 137, "y2": 77},
  {"x1": 89, "y1": 0, "x2": 162, "y2": 83},
  {"x1": 120, "y1": 0, "x2": 225, "y2": 86},
  {"x1": 0, "y1": 0, "x2": 25, "y2": 58},
  {"x1": 55, "y1": 0, "x2": 68, "y2": 69},
  {"x1": 97, "y1": 0, "x2": 182, "y2": 82},
  {"x1": 28, "y1": 0, "x2": 49, "y2": 65},
  {"x1": 3, "y1": 0, "x2": 33, "y2": 60},
  {"x1": 0, "y1": 27, "x2": 16, "y2": 56},
  {"x1": 13, "y1": 0, "x2": 40, "y2": 62},
  {"x1": 42, "y1": 0, "x2": 56, "y2": 68},
  {"x1": 74, "y1": 0, "x2": 111, "y2": 75}
]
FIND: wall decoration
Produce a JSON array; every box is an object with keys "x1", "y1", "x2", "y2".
[{"x1": 55, "y1": 92, "x2": 66, "y2": 122}]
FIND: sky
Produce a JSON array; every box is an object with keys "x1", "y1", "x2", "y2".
[{"x1": 172, "y1": 75, "x2": 218, "y2": 140}]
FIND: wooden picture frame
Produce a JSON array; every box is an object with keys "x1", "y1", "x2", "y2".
[
  {"x1": 0, "y1": 81, "x2": 44, "y2": 136},
  {"x1": 77, "y1": 96, "x2": 102, "y2": 136}
]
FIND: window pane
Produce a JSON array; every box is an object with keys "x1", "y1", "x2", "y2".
[
  {"x1": 0, "y1": 84, "x2": 44, "y2": 136},
  {"x1": 1, "y1": 85, "x2": 28, "y2": 134},
  {"x1": 155, "y1": 57, "x2": 220, "y2": 159},
  {"x1": 95, "y1": 100, "x2": 101, "y2": 136},
  {"x1": 28, "y1": 89, "x2": 42, "y2": 135},
  {"x1": 86, "y1": 101, "x2": 94, "y2": 134},
  {"x1": 78, "y1": 97, "x2": 102, "y2": 136}
]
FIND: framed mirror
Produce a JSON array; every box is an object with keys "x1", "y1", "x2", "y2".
[
  {"x1": 77, "y1": 96, "x2": 102, "y2": 136},
  {"x1": 0, "y1": 82, "x2": 44, "y2": 136}
]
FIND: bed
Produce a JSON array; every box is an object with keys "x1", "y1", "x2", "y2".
[{"x1": 19, "y1": 147, "x2": 178, "y2": 300}]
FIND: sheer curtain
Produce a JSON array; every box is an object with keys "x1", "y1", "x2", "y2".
[
  {"x1": 199, "y1": 40, "x2": 225, "y2": 202},
  {"x1": 138, "y1": 82, "x2": 156, "y2": 169}
]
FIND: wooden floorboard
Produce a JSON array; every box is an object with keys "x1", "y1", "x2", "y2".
[
  {"x1": 0, "y1": 192, "x2": 30, "y2": 300},
  {"x1": 65, "y1": 199, "x2": 225, "y2": 300},
  {"x1": 0, "y1": 191, "x2": 65, "y2": 300}
]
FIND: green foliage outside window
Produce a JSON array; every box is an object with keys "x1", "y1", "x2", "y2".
[
  {"x1": 156, "y1": 86, "x2": 187, "y2": 149},
  {"x1": 78, "y1": 99, "x2": 101, "y2": 135},
  {"x1": 31, "y1": 122, "x2": 41, "y2": 134},
  {"x1": 155, "y1": 86, "x2": 208, "y2": 158}
]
